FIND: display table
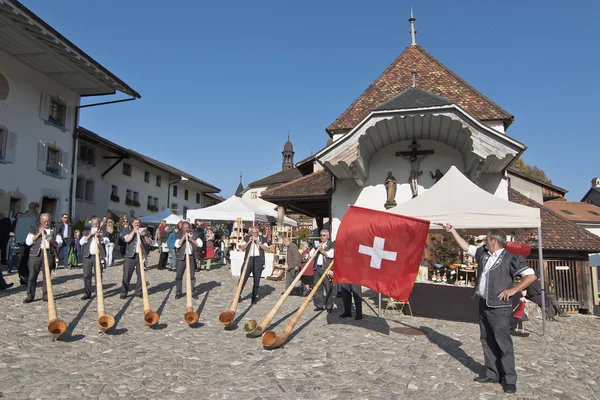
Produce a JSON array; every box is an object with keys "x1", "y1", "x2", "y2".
[
  {"x1": 403, "y1": 282, "x2": 479, "y2": 323},
  {"x1": 230, "y1": 250, "x2": 273, "y2": 277}
]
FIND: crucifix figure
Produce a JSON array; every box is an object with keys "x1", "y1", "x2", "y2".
[{"x1": 396, "y1": 140, "x2": 434, "y2": 198}]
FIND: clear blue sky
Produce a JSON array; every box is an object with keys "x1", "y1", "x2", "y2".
[{"x1": 23, "y1": 0, "x2": 600, "y2": 200}]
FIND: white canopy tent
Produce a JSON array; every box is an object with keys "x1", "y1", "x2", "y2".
[
  {"x1": 388, "y1": 165, "x2": 547, "y2": 334},
  {"x1": 140, "y1": 209, "x2": 183, "y2": 225},
  {"x1": 186, "y1": 196, "x2": 269, "y2": 223}
]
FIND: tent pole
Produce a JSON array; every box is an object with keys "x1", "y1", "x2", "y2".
[
  {"x1": 378, "y1": 293, "x2": 382, "y2": 317},
  {"x1": 537, "y1": 227, "x2": 546, "y2": 336}
]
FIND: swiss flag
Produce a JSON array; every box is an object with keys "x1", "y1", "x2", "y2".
[{"x1": 334, "y1": 206, "x2": 430, "y2": 302}]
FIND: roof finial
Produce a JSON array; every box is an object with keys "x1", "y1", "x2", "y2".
[
  {"x1": 287, "y1": 130, "x2": 290, "y2": 142},
  {"x1": 240, "y1": 172, "x2": 243, "y2": 184},
  {"x1": 409, "y1": 8, "x2": 417, "y2": 46}
]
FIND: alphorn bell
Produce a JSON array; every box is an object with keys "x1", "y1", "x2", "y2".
[
  {"x1": 219, "y1": 250, "x2": 252, "y2": 325},
  {"x1": 262, "y1": 260, "x2": 334, "y2": 348},
  {"x1": 184, "y1": 236, "x2": 199, "y2": 325},
  {"x1": 94, "y1": 237, "x2": 114, "y2": 333},
  {"x1": 137, "y1": 232, "x2": 159, "y2": 326},
  {"x1": 41, "y1": 230, "x2": 67, "y2": 339},
  {"x1": 244, "y1": 249, "x2": 319, "y2": 336}
]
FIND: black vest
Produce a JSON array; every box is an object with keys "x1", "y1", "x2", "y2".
[
  {"x1": 175, "y1": 231, "x2": 201, "y2": 261},
  {"x1": 122, "y1": 227, "x2": 150, "y2": 259},
  {"x1": 29, "y1": 227, "x2": 58, "y2": 257},
  {"x1": 81, "y1": 230, "x2": 105, "y2": 258}
]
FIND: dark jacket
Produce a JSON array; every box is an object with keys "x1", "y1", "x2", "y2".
[
  {"x1": 122, "y1": 226, "x2": 150, "y2": 259},
  {"x1": 175, "y1": 231, "x2": 202, "y2": 261},
  {"x1": 286, "y1": 242, "x2": 301, "y2": 271},
  {"x1": 29, "y1": 227, "x2": 59, "y2": 257},
  {"x1": 55, "y1": 222, "x2": 73, "y2": 245},
  {"x1": 473, "y1": 246, "x2": 529, "y2": 308},
  {"x1": 313, "y1": 240, "x2": 334, "y2": 271}
]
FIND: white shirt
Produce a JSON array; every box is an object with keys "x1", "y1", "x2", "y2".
[
  {"x1": 26, "y1": 228, "x2": 63, "y2": 248},
  {"x1": 175, "y1": 237, "x2": 203, "y2": 255},
  {"x1": 243, "y1": 238, "x2": 263, "y2": 256},
  {"x1": 79, "y1": 230, "x2": 109, "y2": 255},
  {"x1": 310, "y1": 244, "x2": 334, "y2": 266},
  {"x1": 467, "y1": 245, "x2": 535, "y2": 299},
  {"x1": 63, "y1": 223, "x2": 69, "y2": 239}
]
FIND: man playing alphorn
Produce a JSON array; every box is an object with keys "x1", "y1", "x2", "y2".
[
  {"x1": 79, "y1": 217, "x2": 109, "y2": 300},
  {"x1": 174, "y1": 221, "x2": 202, "y2": 300},
  {"x1": 120, "y1": 218, "x2": 151, "y2": 299}
]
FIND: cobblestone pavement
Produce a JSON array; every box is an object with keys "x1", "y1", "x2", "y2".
[{"x1": 1, "y1": 251, "x2": 599, "y2": 400}]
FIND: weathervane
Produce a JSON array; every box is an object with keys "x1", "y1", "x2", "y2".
[{"x1": 409, "y1": 8, "x2": 417, "y2": 46}]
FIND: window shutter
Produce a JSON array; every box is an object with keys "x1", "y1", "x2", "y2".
[
  {"x1": 60, "y1": 150, "x2": 69, "y2": 178},
  {"x1": 5, "y1": 131, "x2": 16, "y2": 163},
  {"x1": 64, "y1": 106, "x2": 74, "y2": 131},
  {"x1": 37, "y1": 141, "x2": 47, "y2": 172},
  {"x1": 39, "y1": 93, "x2": 50, "y2": 121}
]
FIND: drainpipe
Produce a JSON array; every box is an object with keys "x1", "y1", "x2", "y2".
[{"x1": 68, "y1": 97, "x2": 137, "y2": 217}]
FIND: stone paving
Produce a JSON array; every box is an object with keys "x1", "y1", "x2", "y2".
[{"x1": 1, "y1": 251, "x2": 600, "y2": 399}]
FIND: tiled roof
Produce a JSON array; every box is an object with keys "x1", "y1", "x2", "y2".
[
  {"x1": 246, "y1": 168, "x2": 303, "y2": 189},
  {"x1": 326, "y1": 44, "x2": 513, "y2": 135},
  {"x1": 581, "y1": 187, "x2": 600, "y2": 203},
  {"x1": 545, "y1": 201, "x2": 600, "y2": 223},
  {"x1": 261, "y1": 170, "x2": 332, "y2": 199},
  {"x1": 510, "y1": 189, "x2": 600, "y2": 252},
  {"x1": 373, "y1": 87, "x2": 453, "y2": 111}
]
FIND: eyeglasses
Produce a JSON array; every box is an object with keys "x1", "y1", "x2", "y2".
[{"x1": 320, "y1": 235, "x2": 327, "y2": 237}]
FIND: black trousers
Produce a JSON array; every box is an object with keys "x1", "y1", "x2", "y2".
[
  {"x1": 18, "y1": 244, "x2": 30, "y2": 281},
  {"x1": 82, "y1": 256, "x2": 102, "y2": 298},
  {"x1": 479, "y1": 299, "x2": 516, "y2": 385},
  {"x1": 157, "y1": 251, "x2": 169, "y2": 269},
  {"x1": 0, "y1": 235, "x2": 8, "y2": 263},
  {"x1": 26, "y1": 251, "x2": 55, "y2": 300},
  {"x1": 313, "y1": 266, "x2": 334, "y2": 310},
  {"x1": 121, "y1": 256, "x2": 142, "y2": 296},
  {"x1": 175, "y1": 257, "x2": 197, "y2": 296},
  {"x1": 240, "y1": 256, "x2": 263, "y2": 300},
  {"x1": 341, "y1": 284, "x2": 362, "y2": 316}
]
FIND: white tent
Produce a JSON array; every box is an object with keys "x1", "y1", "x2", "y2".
[
  {"x1": 186, "y1": 196, "x2": 269, "y2": 223},
  {"x1": 388, "y1": 166, "x2": 540, "y2": 230},
  {"x1": 140, "y1": 209, "x2": 183, "y2": 225},
  {"x1": 388, "y1": 165, "x2": 547, "y2": 334}
]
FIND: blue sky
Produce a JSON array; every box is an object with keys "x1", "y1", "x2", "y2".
[{"x1": 23, "y1": 0, "x2": 600, "y2": 200}]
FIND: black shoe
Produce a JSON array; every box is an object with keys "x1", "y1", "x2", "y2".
[
  {"x1": 81, "y1": 295, "x2": 91, "y2": 300},
  {"x1": 340, "y1": 313, "x2": 351, "y2": 318},
  {"x1": 120, "y1": 294, "x2": 127, "y2": 299},
  {"x1": 192, "y1": 294, "x2": 199, "y2": 299},
  {"x1": 503, "y1": 384, "x2": 517, "y2": 394},
  {"x1": 238, "y1": 296, "x2": 242, "y2": 303},
  {"x1": 0, "y1": 282, "x2": 14, "y2": 291},
  {"x1": 135, "y1": 294, "x2": 142, "y2": 298},
  {"x1": 23, "y1": 297, "x2": 34, "y2": 304},
  {"x1": 326, "y1": 308, "x2": 333, "y2": 313},
  {"x1": 42, "y1": 297, "x2": 48, "y2": 302},
  {"x1": 20, "y1": 280, "x2": 27, "y2": 286},
  {"x1": 175, "y1": 293, "x2": 184, "y2": 300},
  {"x1": 355, "y1": 315, "x2": 363, "y2": 320},
  {"x1": 473, "y1": 377, "x2": 498, "y2": 384},
  {"x1": 252, "y1": 298, "x2": 258, "y2": 305},
  {"x1": 314, "y1": 307, "x2": 324, "y2": 312}
]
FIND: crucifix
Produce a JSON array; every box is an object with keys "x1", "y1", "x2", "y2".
[{"x1": 396, "y1": 140, "x2": 434, "y2": 198}]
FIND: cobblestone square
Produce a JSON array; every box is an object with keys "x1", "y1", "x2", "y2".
[{"x1": 1, "y1": 252, "x2": 599, "y2": 399}]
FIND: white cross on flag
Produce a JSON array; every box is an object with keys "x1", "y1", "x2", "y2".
[{"x1": 334, "y1": 206, "x2": 429, "y2": 302}]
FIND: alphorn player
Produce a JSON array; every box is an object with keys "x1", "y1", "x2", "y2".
[
  {"x1": 310, "y1": 229, "x2": 334, "y2": 313},
  {"x1": 239, "y1": 226, "x2": 270, "y2": 304},
  {"x1": 23, "y1": 213, "x2": 62, "y2": 303},
  {"x1": 174, "y1": 221, "x2": 202, "y2": 300},
  {"x1": 119, "y1": 218, "x2": 151, "y2": 299},
  {"x1": 79, "y1": 217, "x2": 109, "y2": 300}
]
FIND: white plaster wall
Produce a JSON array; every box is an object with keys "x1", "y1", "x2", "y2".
[
  {"x1": 333, "y1": 133, "x2": 345, "y2": 142},
  {"x1": 0, "y1": 48, "x2": 79, "y2": 218},
  {"x1": 580, "y1": 224, "x2": 600, "y2": 238},
  {"x1": 509, "y1": 174, "x2": 543, "y2": 204},
  {"x1": 242, "y1": 186, "x2": 278, "y2": 210},
  {"x1": 482, "y1": 120, "x2": 505, "y2": 134},
  {"x1": 478, "y1": 173, "x2": 509, "y2": 200},
  {"x1": 331, "y1": 140, "x2": 464, "y2": 239},
  {"x1": 170, "y1": 179, "x2": 212, "y2": 217}
]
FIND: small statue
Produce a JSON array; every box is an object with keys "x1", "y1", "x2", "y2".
[
  {"x1": 431, "y1": 272, "x2": 437, "y2": 282},
  {"x1": 441, "y1": 274, "x2": 447, "y2": 283},
  {"x1": 430, "y1": 169, "x2": 444, "y2": 183},
  {"x1": 384, "y1": 171, "x2": 397, "y2": 209}
]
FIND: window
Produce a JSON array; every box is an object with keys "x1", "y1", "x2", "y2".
[
  {"x1": 173, "y1": 185, "x2": 178, "y2": 197},
  {"x1": 251, "y1": 191, "x2": 257, "y2": 199},
  {"x1": 0, "y1": 128, "x2": 6, "y2": 161},
  {"x1": 148, "y1": 195, "x2": 153, "y2": 206},
  {"x1": 171, "y1": 203, "x2": 178, "y2": 213},
  {"x1": 46, "y1": 147, "x2": 60, "y2": 176},
  {"x1": 589, "y1": 210, "x2": 600, "y2": 217},
  {"x1": 78, "y1": 144, "x2": 95, "y2": 165},
  {"x1": 184, "y1": 189, "x2": 189, "y2": 201},
  {"x1": 133, "y1": 191, "x2": 139, "y2": 203},
  {"x1": 154, "y1": 197, "x2": 159, "y2": 208},
  {"x1": 76, "y1": 177, "x2": 85, "y2": 200},
  {"x1": 85, "y1": 179, "x2": 95, "y2": 202},
  {"x1": 122, "y1": 163, "x2": 132, "y2": 176},
  {"x1": 48, "y1": 98, "x2": 66, "y2": 128},
  {"x1": 156, "y1": 175, "x2": 161, "y2": 187},
  {"x1": 126, "y1": 189, "x2": 133, "y2": 201},
  {"x1": 110, "y1": 185, "x2": 119, "y2": 202},
  {"x1": 196, "y1": 193, "x2": 200, "y2": 204},
  {"x1": 183, "y1": 206, "x2": 189, "y2": 218},
  {"x1": 144, "y1": 171, "x2": 150, "y2": 183},
  {"x1": 561, "y1": 209, "x2": 574, "y2": 215}
]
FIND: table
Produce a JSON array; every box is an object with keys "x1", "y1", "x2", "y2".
[
  {"x1": 229, "y1": 250, "x2": 273, "y2": 277},
  {"x1": 403, "y1": 282, "x2": 479, "y2": 323}
]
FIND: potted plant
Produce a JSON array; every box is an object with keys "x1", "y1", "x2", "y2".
[{"x1": 110, "y1": 194, "x2": 120, "y2": 202}]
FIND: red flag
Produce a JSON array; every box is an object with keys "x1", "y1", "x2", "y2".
[{"x1": 334, "y1": 206, "x2": 429, "y2": 302}]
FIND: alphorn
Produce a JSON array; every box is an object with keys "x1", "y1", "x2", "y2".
[
  {"x1": 94, "y1": 237, "x2": 114, "y2": 333},
  {"x1": 218, "y1": 250, "x2": 252, "y2": 325},
  {"x1": 42, "y1": 230, "x2": 67, "y2": 339},
  {"x1": 262, "y1": 260, "x2": 334, "y2": 348},
  {"x1": 184, "y1": 236, "x2": 199, "y2": 325},
  {"x1": 137, "y1": 232, "x2": 159, "y2": 326},
  {"x1": 244, "y1": 250, "x2": 319, "y2": 336}
]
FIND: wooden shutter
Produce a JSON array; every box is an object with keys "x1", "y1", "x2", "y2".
[
  {"x1": 39, "y1": 93, "x2": 50, "y2": 121},
  {"x1": 64, "y1": 106, "x2": 74, "y2": 131},
  {"x1": 5, "y1": 131, "x2": 16, "y2": 163},
  {"x1": 37, "y1": 141, "x2": 47, "y2": 172},
  {"x1": 60, "y1": 150, "x2": 69, "y2": 178}
]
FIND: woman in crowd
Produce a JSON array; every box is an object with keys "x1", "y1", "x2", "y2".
[
  {"x1": 104, "y1": 219, "x2": 118, "y2": 267},
  {"x1": 299, "y1": 241, "x2": 313, "y2": 296},
  {"x1": 202, "y1": 228, "x2": 215, "y2": 270},
  {"x1": 118, "y1": 215, "x2": 130, "y2": 256}
]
